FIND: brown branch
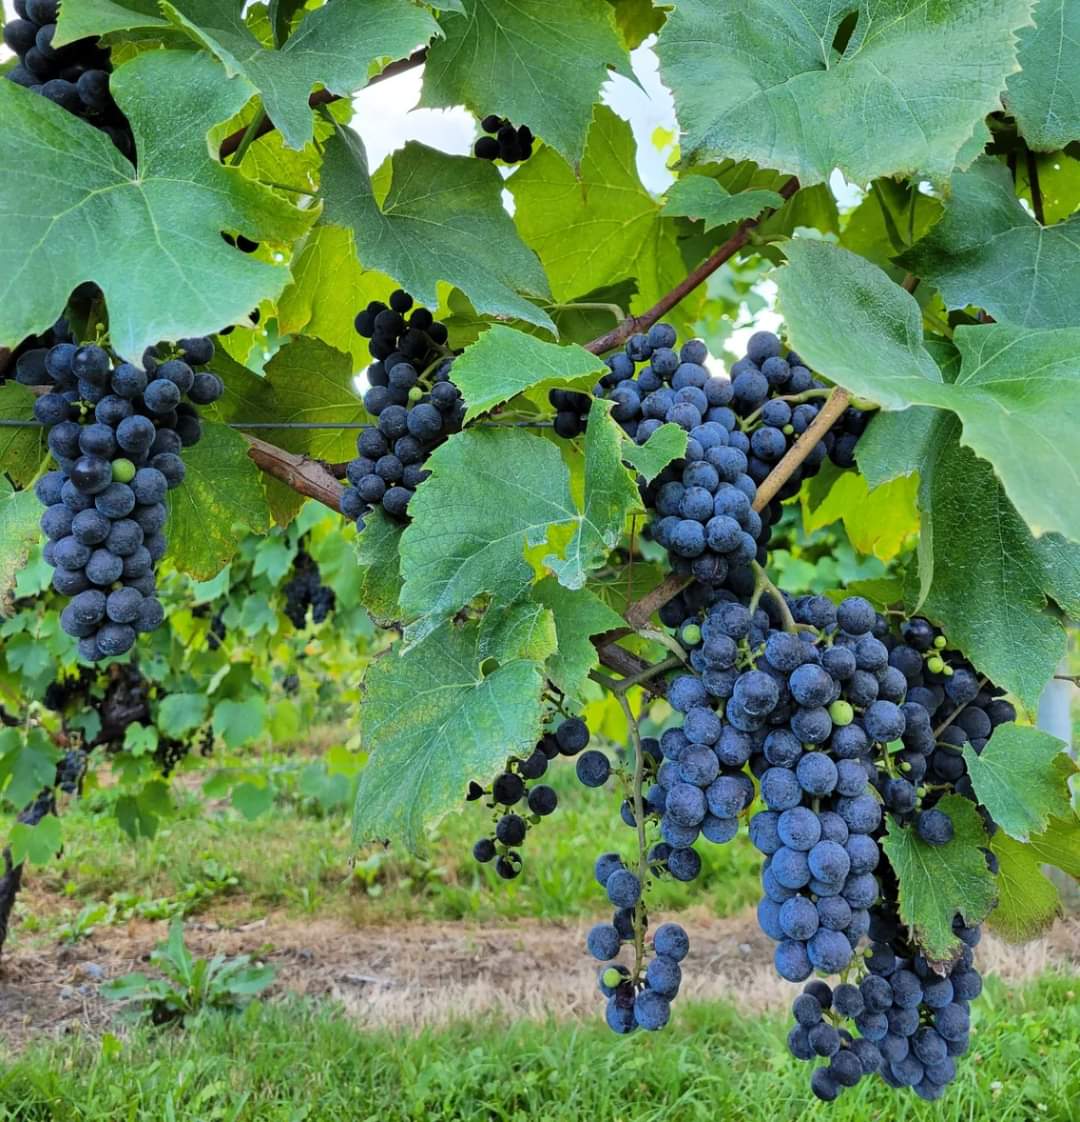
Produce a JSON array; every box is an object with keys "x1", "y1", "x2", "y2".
[
  {"x1": 595, "y1": 643, "x2": 668, "y2": 698},
  {"x1": 244, "y1": 435, "x2": 344, "y2": 512},
  {"x1": 901, "y1": 274, "x2": 919, "y2": 294},
  {"x1": 752, "y1": 387, "x2": 852, "y2": 512},
  {"x1": 583, "y1": 177, "x2": 801, "y2": 356},
  {"x1": 624, "y1": 573, "x2": 693, "y2": 631},
  {"x1": 218, "y1": 48, "x2": 429, "y2": 160}
]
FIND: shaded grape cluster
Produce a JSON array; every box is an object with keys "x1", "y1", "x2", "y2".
[
  {"x1": 468, "y1": 718, "x2": 585, "y2": 880},
  {"x1": 473, "y1": 115, "x2": 534, "y2": 163},
  {"x1": 30, "y1": 336, "x2": 223, "y2": 660},
  {"x1": 343, "y1": 291, "x2": 464, "y2": 528},
  {"x1": 3, "y1": 0, "x2": 132, "y2": 156},
  {"x1": 283, "y1": 549, "x2": 335, "y2": 629}
]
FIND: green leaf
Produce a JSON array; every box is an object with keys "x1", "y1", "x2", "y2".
[
  {"x1": 157, "y1": 693, "x2": 210, "y2": 738},
  {"x1": 989, "y1": 813, "x2": 1080, "y2": 940},
  {"x1": 619, "y1": 423, "x2": 687, "y2": 483},
  {"x1": 898, "y1": 158, "x2": 1080, "y2": 329},
  {"x1": 779, "y1": 240, "x2": 1080, "y2": 544},
  {"x1": 532, "y1": 579, "x2": 624, "y2": 701},
  {"x1": 544, "y1": 399, "x2": 643, "y2": 590},
  {"x1": 860, "y1": 409, "x2": 1080, "y2": 708},
  {"x1": 477, "y1": 600, "x2": 558, "y2": 667},
  {"x1": 0, "y1": 384, "x2": 46, "y2": 486},
  {"x1": 421, "y1": 0, "x2": 629, "y2": 163},
  {"x1": 320, "y1": 130, "x2": 553, "y2": 331},
  {"x1": 354, "y1": 508, "x2": 405, "y2": 626},
  {"x1": 657, "y1": 0, "x2": 1031, "y2": 186},
  {"x1": 880, "y1": 795, "x2": 997, "y2": 963},
  {"x1": 1006, "y1": 0, "x2": 1080, "y2": 151},
  {"x1": 156, "y1": 0, "x2": 439, "y2": 150},
  {"x1": 963, "y1": 724, "x2": 1074, "y2": 842},
  {"x1": 451, "y1": 326, "x2": 606, "y2": 422},
  {"x1": 55, "y1": 0, "x2": 169, "y2": 44},
  {"x1": 353, "y1": 618, "x2": 547, "y2": 852},
  {"x1": 232, "y1": 781, "x2": 275, "y2": 820},
  {"x1": 212, "y1": 698, "x2": 268, "y2": 748},
  {"x1": 9, "y1": 814, "x2": 62, "y2": 866},
  {"x1": 0, "y1": 50, "x2": 310, "y2": 360},
  {"x1": 0, "y1": 479, "x2": 42, "y2": 610},
  {"x1": 0, "y1": 728, "x2": 59, "y2": 810},
  {"x1": 166, "y1": 422, "x2": 271, "y2": 579},
  {"x1": 662, "y1": 178, "x2": 783, "y2": 230},
  {"x1": 509, "y1": 106, "x2": 688, "y2": 330},
  {"x1": 801, "y1": 464, "x2": 920, "y2": 561}
]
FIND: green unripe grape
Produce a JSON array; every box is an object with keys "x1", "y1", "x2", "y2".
[
  {"x1": 899, "y1": 760, "x2": 911, "y2": 772},
  {"x1": 602, "y1": 967, "x2": 623, "y2": 988},
  {"x1": 829, "y1": 699, "x2": 854, "y2": 726},
  {"x1": 112, "y1": 458, "x2": 136, "y2": 483},
  {"x1": 933, "y1": 635, "x2": 947, "y2": 649},
  {"x1": 783, "y1": 424, "x2": 794, "y2": 435},
  {"x1": 927, "y1": 655, "x2": 945, "y2": 674},
  {"x1": 681, "y1": 623, "x2": 702, "y2": 647},
  {"x1": 408, "y1": 386, "x2": 423, "y2": 403},
  {"x1": 942, "y1": 664, "x2": 954, "y2": 677}
]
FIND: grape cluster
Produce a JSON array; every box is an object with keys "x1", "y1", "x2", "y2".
[
  {"x1": 3, "y1": 0, "x2": 132, "y2": 156},
  {"x1": 283, "y1": 549, "x2": 335, "y2": 629},
  {"x1": 469, "y1": 717, "x2": 585, "y2": 880},
  {"x1": 473, "y1": 115, "x2": 534, "y2": 164},
  {"x1": 343, "y1": 291, "x2": 464, "y2": 528},
  {"x1": 30, "y1": 337, "x2": 223, "y2": 660}
]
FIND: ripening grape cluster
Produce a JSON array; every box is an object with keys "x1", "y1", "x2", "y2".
[
  {"x1": 28, "y1": 337, "x2": 223, "y2": 660},
  {"x1": 473, "y1": 115, "x2": 534, "y2": 164},
  {"x1": 468, "y1": 718, "x2": 584, "y2": 880},
  {"x1": 342, "y1": 291, "x2": 465, "y2": 528},
  {"x1": 283, "y1": 549, "x2": 335, "y2": 629},
  {"x1": 3, "y1": 0, "x2": 132, "y2": 156}
]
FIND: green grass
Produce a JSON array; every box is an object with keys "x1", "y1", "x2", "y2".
[
  {"x1": 5, "y1": 756, "x2": 760, "y2": 945},
  {"x1": 1, "y1": 975, "x2": 1077, "y2": 1121}
]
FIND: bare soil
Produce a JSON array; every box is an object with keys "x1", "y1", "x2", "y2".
[{"x1": 2, "y1": 908, "x2": 1078, "y2": 1053}]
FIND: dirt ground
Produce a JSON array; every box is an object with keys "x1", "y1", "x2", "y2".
[{"x1": 2, "y1": 908, "x2": 1078, "y2": 1052}]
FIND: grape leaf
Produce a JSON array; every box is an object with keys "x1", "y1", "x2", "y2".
[
  {"x1": 231, "y1": 781, "x2": 274, "y2": 820},
  {"x1": 607, "y1": 0, "x2": 665, "y2": 48},
  {"x1": 531, "y1": 578, "x2": 625, "y2": 701},
  {"x1": 477, "y1": 599, "x2": 558, "y2": 667},
  {"x1": 779, "y1": 240, "x2": 1080, "y2": 544},
  {"x1": 880, "y1": 795, "x2": 997, "y2": 963},
  {"x1": 801, "y1": 465, "x2": 920, "y2": 561},
  {"x1": 0, "y1": 385, "x2": 46, "y2": 486},
  {"x1": 898, "y1": 158, "x2": 1080, "y2": 329},
  {"x1": 509, "y1": 106, "x2": 688, "y2": 331},
  {"x1": 859, "y1": 409, "x2": 1080, "y2": 709},
  {"x1": 54, "y1": 0, "x2": 169, "y2": 43},
  {"x1": 212, "y1": 697, "x2": 268, "y2": 748},
  {"x1": 0, "y1": 50, "x2": 310, "y2": 361},
  {"x1": 962, "y1": 724, "x2": 1074, "y2": 842},
  {"x1": 451, "y1": 325, "x2": 607, "y2": 422},
  {"x1": 156, "y1": 0, "x2": 440, "y2": 150},
  {"x1": 166, "y1": 422, "x2": 271, "y2": 579},
  {"x1": 0, "y1": 728, "x2": 58, "y2": 811},
  {"x1": 619, "y1": 422, "x2": 687, "y2": 483},
  {"x1": 352, "y1": 617, "x2": 547, "y2": 852},
  {"x1": 989, "y1": 813, "x2": 1080, "y2": 940},
  {"x1": 156, "y1": 693, "x2": 210, "y2": 738},
  {"x1": 320, "y1": 129, "x2": 553, "y2": 332},
  {"x1": 353, "y1": 510, "x2": 405, "y2": 627},
  {"x1": 9, "y1": 814, "x2": 62, "y2": 866},
  {"x1": 1006, "y1": 0, "x2": 1080, "y2": 151},
  {"x1": 657, "y1": 0, "x2": 1031, "y2": 186},
  {"x1": 662, "y1": 178, "x2": 784, "y2": 231},
  {"x1": 421, "y1": 0, "x2": 630, "y2": 163},
  {"x1": 545, "y1": 399, "x2": 644, "y2": 590},
  {"x1": 0, "y1": 479, "x2": 41, "y2": 610}
]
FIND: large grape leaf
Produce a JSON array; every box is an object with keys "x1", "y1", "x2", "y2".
[
  {"x1": 54, "y1": 0, "x2": 169, "y2": 42},
  {"x1": 656, "y1": 0, "x2": 1030, "y2": 186},
  {"x1": 898, "y1": 158, "x2": 1080, "y2": 329},
  {"x1": 353, "y1": 616, "x2": 548, "y2": 852},
  {"x1": 451, "y1": 326, "x2": 606, "y2": 422},
  {"x1": 962, "y1": 724, "x2": 1075, "y2": 842},
  {"x1": 531, "y1": 579, "x2": 624, "y2": 701},
  {"x1": 0, "y1": 479, "x2": 40, "y2": 612},
  {"x1": 353, "y1": 509, "x2": 405, "y2": 627},
  {"x1": 1006, "y1": 0, "x2": 1080, "y2": 151},
  {"x1": 778, "y1": 240, "x2": 1080, "y2": 544},
  {"x1": 420, "y1": 0, "x2": 629, "y2": 164},
  {"x1": 880, "y1": 795, "x2": 997, "y2": 963},
  {"x1": 0, "y1": 385, "x2": 45, "y2": 486},
  {"x1": 166, "y1": 422, "x2": 271, "y2": 578},
  {"x1": 989, "y1": 813, "x2": 1080, "y2": 940},
  {"x1": 320, "y1": 129, "x2": 553, "y2": 332},
  {"x1": 859, "y1": 408, "x2": 1080, "y2": 709},
  {"x1": 0, "y1": 51, "x2": 310, "y2": 361},
  {"x1": 662, "y1": 178, "x2": 784, "y2": 231},
  {"x1": 509, "y1": 106, "x2": 687, "y2": 329}
]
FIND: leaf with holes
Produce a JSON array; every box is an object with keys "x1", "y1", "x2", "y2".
[
  {"x1": 657, "y1": 0, "x2": 1031, "y2": 186},
  {"x1": 353, "y1": 617, "x2": 547, "y2": 852},
  {"x1": 0, "y1": 50, "x2": 311, "y2": 360},
  {"x1": 881, "y1": 795, "x2": 997, "y2": 963}
]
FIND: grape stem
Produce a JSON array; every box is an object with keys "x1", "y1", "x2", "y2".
[
  {"x1": 750, "y1": 561, "x2": 798, "y2": 634},
  {"x1": 624, "y1": 573, "x2": 693, "y2": 630},
  {"x1": 612, "y1": 689, "x2": 649, "y2": 986},
  {"x1": 590, "y1": 655, "x2": 682, "y2": 696},
  {"x1": 739, "y1": 387, "x2": 832, "y2": 429},
  {"x1": 931, "y1": 676, "x2": 989, "y2": 738},
  {"x1": 229, "y1": 109, "x2": 268, "y2": 166}
]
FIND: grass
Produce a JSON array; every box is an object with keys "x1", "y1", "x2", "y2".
[
  {"x1": 5, "y1": 750, "x2": 761, "y2": 947},
  {"x1": 1, "y1": 975, "x2": 1077, "y2": 1121}
]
